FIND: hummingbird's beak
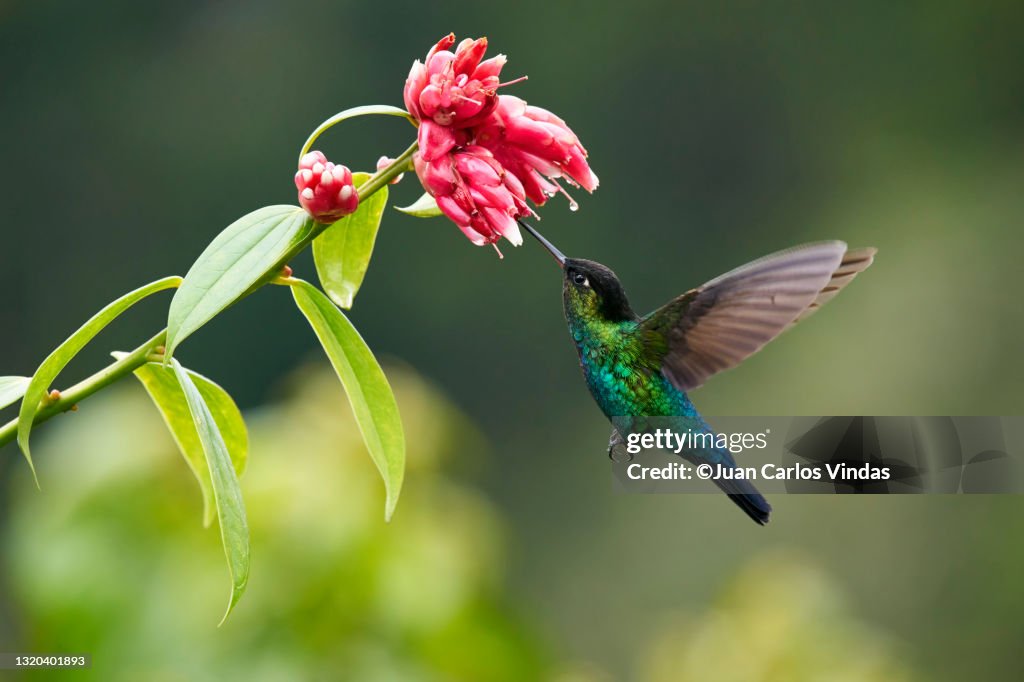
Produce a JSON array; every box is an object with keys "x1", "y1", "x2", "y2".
[{"x1": 518, "y1": 219, "x2": 566, "y2": 267}]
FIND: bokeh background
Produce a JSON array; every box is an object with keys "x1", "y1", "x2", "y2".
[{"x1": 2, "y1": 1, "x2": 1023, "y2": 679}]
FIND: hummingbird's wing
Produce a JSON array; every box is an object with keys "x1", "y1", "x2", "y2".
[
  {"x1": 638, "y1": 242, "x2": 876, "y2": 392},
  {"x1": 788, "y1": 247, "x2": 877, "y2": 327}
]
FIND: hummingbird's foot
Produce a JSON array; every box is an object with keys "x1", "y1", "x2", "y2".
[{"x1": 607, "y1": 427, "x2": 633, "y2": 462}]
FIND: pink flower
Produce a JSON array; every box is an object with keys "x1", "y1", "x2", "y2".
[
  {"x1": 295, "y1": 151, "x2": 359, "y2": 223},
  {"x1": 405, "y1": 35, "x2": 598, "y2": 248},
  {"x1": 415, "y1": 144, "x2": 528, "y2": 247},
  {"x1": 404, "y1": 33, "x2": 506, "y2": 129},
  {"x1": 475, "y1": 95, "x2": 599, "y2": 205}
]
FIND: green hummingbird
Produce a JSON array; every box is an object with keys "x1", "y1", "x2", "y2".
[{"x1": 519, "y1": 220, "x2": 876, "y2": 525}]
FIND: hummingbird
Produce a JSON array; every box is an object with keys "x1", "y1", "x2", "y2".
[{"x1": 519, "y1": 220, "x2": 876, "y2": 525}]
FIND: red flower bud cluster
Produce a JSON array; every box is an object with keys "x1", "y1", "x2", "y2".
[
  {"x1": 404, "y1": 34, "x2": 599, "y2": 247},
  {"x1": 295, "y1": 151, "x2": 359, "y2": 223}
]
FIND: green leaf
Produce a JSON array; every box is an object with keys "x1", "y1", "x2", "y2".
[
  {"x1": 172, "y1": 358, "x2": 250, "y2": 625},
  {"x1": 299, "y1": 105, "x2": 417, "y2": 159},
  {"x1": 0, "y1": 376, "x2": 31, "y2": 410},
  {"x1": 395, "y1": 192, "x2": 443, "y2": 218},
  {"x1": 166, "y1": 205, "x2": 315, "y2": 357},
  {"x1": 289, "y1": 279, "x2": 405, "y2": 520},
  {"x1": 17, "y1": 276, "x2": 182, "y2": 484},
  {"x1": 115, "y1": 354, "x2": 247, "y2": 528},
  {"x1": 312, "y1": 172, "x2": 389, "y2": 309}
]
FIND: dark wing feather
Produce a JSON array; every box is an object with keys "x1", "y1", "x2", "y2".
[
  {"x1": 789, "y1": 247, "x2": 876, "y2": 326},
  {"x1": 639, "y1": 242, "x2": 870, "y2": 392}
]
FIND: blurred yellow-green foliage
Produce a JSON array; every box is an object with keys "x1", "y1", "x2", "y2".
[
  {"x1": 4, "y1": 366, "x2": 546, "y2": 681},
  {"x1": 637, "y1": 554, "x2": 915, "y2": 682}
]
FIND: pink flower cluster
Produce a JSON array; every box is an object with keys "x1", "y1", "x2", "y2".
[
  {"x1": 295, "y1": 151, "x2": 359, "y2": 223},
  {"x1": 405, "y1": 34, "x2": 598, "y2": 247}
]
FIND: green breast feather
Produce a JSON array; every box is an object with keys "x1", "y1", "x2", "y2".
[{"x1": 569, "y1": 317, "x2": 695, "y2": 418}]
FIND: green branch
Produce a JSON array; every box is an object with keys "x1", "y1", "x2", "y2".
[
  {"x1": 355, "y1": 141, "x2": 417, "y2": 201},
  {"x1": 0, "y1": 138, "x2": 418, "y2": 454},
  {"x1": 0, "y1": 330, "x2": 166, "y2": 449}
]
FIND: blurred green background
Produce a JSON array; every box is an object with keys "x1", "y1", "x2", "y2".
[{"x1": 2, "y1": 1, "x2": 1023, "y2": 679}]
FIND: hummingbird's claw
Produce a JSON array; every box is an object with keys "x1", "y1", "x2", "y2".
[{"x1": 607, "y1": 427, "x2": 633, "y2": 462}]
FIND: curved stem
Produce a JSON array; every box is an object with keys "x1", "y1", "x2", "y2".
[
  {"x1": 298, "y1": 105, "x2": 417, "y2": 161},
  {"x1": 0, "y1": 330, "x2": 167, "y2": 449}
]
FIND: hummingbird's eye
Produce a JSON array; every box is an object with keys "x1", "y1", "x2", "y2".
[{"x1": 572, "y1": 272, "x2": 589, "y2": 287}]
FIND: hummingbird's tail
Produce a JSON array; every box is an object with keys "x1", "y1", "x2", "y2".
[
  {"x1": 683, "y1": 433, "x2": 773, "y2": 525},
  {"x1": 615, "y1": 421, "x2": 773, "y2": 525},
  {"x1": 712, "y1": 474, "x2": 772, "y2": 525}
]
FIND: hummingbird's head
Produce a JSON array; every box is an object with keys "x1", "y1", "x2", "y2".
[
  {"x1": 518, "y1": 220, "x2": 637, "y2": 323},
  {"x1": 562, "y1": 258, "x2": 636, "y2": 323}
]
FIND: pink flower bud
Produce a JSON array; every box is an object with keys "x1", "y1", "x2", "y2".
[
  {"x1": 414, "y1": 145, "x2": 528, "y2": 247},
  {"x1": 294, "y1": 151, "x2": 359, "y2": 222},
  {"x1": 376, "y1": 156, "x2": 404, "y2": 185},
  {"x1": 404, "y1": 33, "x2": 507, "y2": 129}
]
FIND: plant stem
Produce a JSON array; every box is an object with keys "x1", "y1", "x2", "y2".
[
  {"x1": 355, "y1": 141, "x2": 418, "y2": 201},
  {"x1": 0, "y1": 138, "x2": 419, "y2": 453},
  {"x1": 0, "y1": 330, "x2": 167, "y2": 449},
  {"x1": 298, "y1": 105, "x2": 417, "y2": 161}
]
